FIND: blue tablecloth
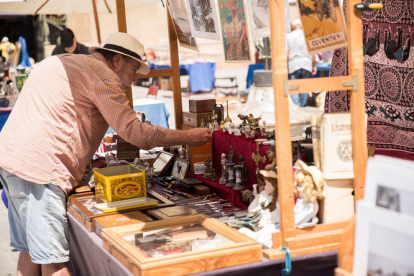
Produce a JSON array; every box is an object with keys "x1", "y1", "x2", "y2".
[
  {"x1": 148, "y1": 62, "x2": 216, "y2": 93},
  {"x1": 107, "y1": 98, "x2": 170, "y2": 133},
  {"x1": 0, "y1": 111, "x2": 12, "y2": 132},
  {"x1": 314, "y1": 63, "x2": 331, "y2": 78},
  {"x1": 246, "y1": 64, "x2": 265, "y2": 89}
]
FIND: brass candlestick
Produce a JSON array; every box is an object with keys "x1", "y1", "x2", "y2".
[{"x1": 224, "y1": 100, "x2": 232, "y2": 123}]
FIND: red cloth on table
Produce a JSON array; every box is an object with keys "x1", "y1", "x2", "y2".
[
  {"x1": 211, "y1": 130, "x2": 271, "y2": 190},
  {"x1": 188, "y1": 172, "x2": 247, "y2": 209}
]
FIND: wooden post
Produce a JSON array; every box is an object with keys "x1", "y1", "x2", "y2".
[
  {"x1": 115, "y1": 0, "x2": 133, "y2": 109},
  {"x1": 92, "y1": 0, "x2": 102, "y2": 44},
  {"x1": 347, "y1": 0, "x2": 367, "y2": 203},
  {"x1": 268, "y1": 0, "x2": 296, "y2": 245},
  {"x1": 167, "y1": 8, "x2": 183, "y2": 130}
]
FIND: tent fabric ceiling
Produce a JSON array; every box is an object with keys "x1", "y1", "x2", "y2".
[{"x1": 0, "y1": 0, "x2": 160, "y2": 15}]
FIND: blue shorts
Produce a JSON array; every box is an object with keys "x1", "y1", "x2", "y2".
[{"x1": 0, "y1": 168, "x2": 69, "y2": 264}]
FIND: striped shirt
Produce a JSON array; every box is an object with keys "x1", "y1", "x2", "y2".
[{"x1": 0, "y1": 53, "x2": 166, "y2": 195}]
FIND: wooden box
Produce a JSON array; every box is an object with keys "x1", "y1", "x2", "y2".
[
  {"x1": 189, "y1": 99, "x2": 216, "y2": 113},
  {"x1": 102, "y1": 214, "x2": 262, "y2": 276},
  {"x1": 95, "y1": 211, "x2": 153, "y2": 238},
  {"x1": 182, "y1": 111, "x2": 212, "y2": 127},
  {"x1": 117, "y1": 136, "x2": 140, "y2": 161},
  {"x1": 67, "y1": 190, "x2": 174, "y2": 232},
  {"x1": 147, "y1": 206, "x2": 198, "y2": 220},
  {"x1": 94, "y1": 165, "x2": 146, "y2": 203},
  {"x1": 194, "y1": 185, "x2": 210, "y2": 196}
]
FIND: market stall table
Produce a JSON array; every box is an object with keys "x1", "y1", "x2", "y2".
[
  {"x1": 67, "y1": 211, "x2": 337, "y2": 276},
  {"x1": 107, "y1": 98, "x2": 170, "y2": 133}
]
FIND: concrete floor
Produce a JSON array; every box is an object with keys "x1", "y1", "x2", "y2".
[{"x1": 0, "y1": 190, "x2": 18, "y2": 276}]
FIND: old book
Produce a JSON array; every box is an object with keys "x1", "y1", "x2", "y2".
[{"x1": 321, "y1": 112, "x2": 353, "y2": 179}]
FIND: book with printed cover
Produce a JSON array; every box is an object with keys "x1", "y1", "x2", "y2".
[{"x1": 321, "y1": 112, "x2": 354, "y2": 179}]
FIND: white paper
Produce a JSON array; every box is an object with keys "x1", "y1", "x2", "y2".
[
  {"x1": 184, "y1": 0, "x2": 221, "y2": 41},
  {"x1": 353, "y1": 201, "x2": 414, "y2": 275}
]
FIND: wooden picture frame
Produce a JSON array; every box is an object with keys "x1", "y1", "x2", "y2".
[
  {"x1": 67, "y1": 190, "x2": 175, "y2": 232},
  {"x1": 151, "y1": 151, "x2": 176, "y2": 177},
  {"x1": 171, "y1": 158, "x2": 190, "y2": 179},
  {"x1": 102, "y1": 214, "x2": 262, "y2": 276}
]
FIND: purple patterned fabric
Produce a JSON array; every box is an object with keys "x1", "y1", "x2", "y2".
[{"x1": 325, "y1": 0, "x2": 414, "y2": 159}]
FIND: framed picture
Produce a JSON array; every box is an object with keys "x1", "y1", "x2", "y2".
[
  {"x1": 184, "y1": 0, "x2": 221, "y2": 41},
  {"x1": 171, "y1": 159, "x2": 190, "y2": 179},
  {"x1": 245, "y1": 0, "x2": 291, "y2": 39},
  {"x1": 218, "y1": 0, "x2": 251, "y2": 63},
  {"x1": 67, "y1": 190, "x2": 175, "y2": 232},
  {"x1": 102, "y1": 214, "x2": 262, "y2": 275},
  {"x1": 150, "y1": 151, "x2": 176, "y2": 177},
  {"x1": 353, "y1": 201, "x2": 414, "y2": 275},
  {"x1": 167, "y1": 0, "x2": 199, "y2": 51},
  {"x1": 296, "y1": 0, "x2": 347, "y2": 55}
]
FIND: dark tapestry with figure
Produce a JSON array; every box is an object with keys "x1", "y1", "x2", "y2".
[{"x1": 325, "y1": 0, "x2": 414, "y2": 160}]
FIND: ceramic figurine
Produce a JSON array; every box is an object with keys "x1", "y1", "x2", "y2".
[
  {"x1": 228, "y1": 146, "x2": 235, "y2": 164},
  {"x1": 200, "y1": 119, "x2": 205, "y2": 128},
  {"x1": 219, "y1": 153, "x2": 227, "y2": 184},
  {"x1": 238, "y1": 155, "x2": 247, "y2": 182},
  {"x1": 252, "y1": 184, "x2": 259, "y2": 197},
  {"x1": 244, "y1": 125, "x2": 252, "y2": 138},
  {"x1": 262, "y1": 120, "x2": 267, "y2": 135},
  {"x1": 238, "y1": 114, "x2": 249, "y2": 125},
  {"x1": 247, "y1": 114, "x2": 262, "y2": 127},
  {"x1": 233, "y1": 165, "x2": 244, "y2": 190},
  {"x1": 293, "y1": 160, "x2": 325, "y2": 229},
  {"x1": 264, "y1": 146, "x2": 276, "y2": 171},
  {"x1": 178, "y1": 146, "x2": 186, "y2": 159},
  {"x1": 251, "y1": 141, "x2": 266, "y2": 189}
]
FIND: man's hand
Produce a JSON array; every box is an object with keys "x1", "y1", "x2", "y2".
[
  {"x1": 312, "y1": 66, "x2": 317, "y2": 76},
  {"x1": 187, "y1": 128, "x2": 212, "y2": 147}
]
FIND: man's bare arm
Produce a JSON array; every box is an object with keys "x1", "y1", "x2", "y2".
[{"x1": 157, "y1": 128, "x2": 212, "y2": 147}]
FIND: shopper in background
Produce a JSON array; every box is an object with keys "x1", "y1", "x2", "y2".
[
  {"x1": 286, "y1": 18, "x2": 317, "y2": 107},
  {"x1": 52, "y1": 28, "x2": 89, "y2": 55}
]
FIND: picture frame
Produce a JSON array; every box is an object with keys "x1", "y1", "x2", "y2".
[
  {"x1": 353, "y1": 201, "x2": 414, "y2": 275},
  {"x1": 171, "y1": 158, "x2": 190, "y2": 179},
  {"x1": 167, "y1": 0, "x2": 199, "y2": 51},
  {"x1": 67, "y1": 190, "x2": 175, "y2": 232},
  {"x1": 217, "y1": 0, "x2": 251, "y2": 63},
  {"x1": 184, "y1": 0, "x2": 221, "y2": 41},
  {"x1": 296, "y1": 0, "x2": 347, "y2": 56},
  {"x1": 102, "y1": 214, "x2": 262, "y2": 276},
  {"x1": 245, "y1": 0, "x2": 291, "y2": 39},
  {"x1": 150, "y1": 151, "x2": 176, "y2": 177}
]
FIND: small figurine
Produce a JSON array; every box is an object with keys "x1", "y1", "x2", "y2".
[
  {"x1": 203, "y1": 157, "x2": 212, "y2": 179},
  {"x1": 264, "y1": 146, "x2": 276, "y2": 171},
  {"x1": 238, "y1": 114, "x2": 249, "y2": 125},
  {"x1": 293, "y1": 160, "x2": 325, "y2": 229},
  {"x1": 251, "y1": 141, "x2": 266, "y2": 189},
  {"x1": 178, "y1": 145, "x2": 186, "y2": 159},
  {"x1": 228, "y1": 146, "x2": 235, "y2": 164},
  {"x1": 219, "y1": 153, "x2": 227, "y2": 184},
  {"x1": 200, "y1": 119, "x2": 205, "y2": 128},
  {"x1": 244, "y1": 125, "x2": 252, "y2": 138},
  {"x1": 211, "y1": 169, "x2": 217, "y2": 181},
  {"x1": 238, "y1": 155, "x2": 247, "y2": 183},
  {"x1": 262, "y1": 120, "x2": 267, "y2": 135},
  {"x1": 185, "y1": 146, "x2": 190, "y2": 162},
  {"x1": 248, "y1": 114, "x2": 262, "y2": 127}
]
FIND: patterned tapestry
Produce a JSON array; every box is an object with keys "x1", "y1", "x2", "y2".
[{"x1": 325, "y1": 0, "x2": 414, "y2": 159}]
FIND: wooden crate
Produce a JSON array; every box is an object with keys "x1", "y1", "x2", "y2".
[
  {"x1": 102, "y1": 214, "x2": 262, "y2": 276},
  {"x1": 189, "y1": 99, "x2": 216, "y2": 113},
  {"x1": 182, "y1": 111, "x2": 212, "y2": 127},
  {"x1": 95, "y1": 211, "x2": 153, "y2": 238}
]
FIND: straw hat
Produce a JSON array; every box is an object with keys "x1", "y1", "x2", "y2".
[
  {"x1": 260, "y1": 167, "x2": 278, "y2": 178},
  {"x1": 295, "y1": 160, "x2": 325, "y2": 197},
  {"x1": 89, "y1": 32, "x2": 150, "y2": 75}
]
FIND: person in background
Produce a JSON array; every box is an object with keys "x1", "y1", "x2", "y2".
[
  {"x1": 286, "y1": 18, "x2": 317, "y2": 107},
  {"x1": 52, "y1": 28, "x2": 89, "y2": 55}
]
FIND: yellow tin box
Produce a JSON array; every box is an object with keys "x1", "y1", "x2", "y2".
[{"x1": 94, "y1": 165, "x2": 146, "y2": 203}]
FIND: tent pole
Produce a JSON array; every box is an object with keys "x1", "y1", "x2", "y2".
[
  {"x1": 34, "y1": 0, "x2": 50, "y2": 15},
  {"x1": 115, "y1": 0, "x2": 133, "y2": 108},
  {"x1": 92, "y1": 0, "x2": 102, "y2": 44}
]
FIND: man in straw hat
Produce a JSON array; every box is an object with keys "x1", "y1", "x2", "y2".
[{"x1": 0, "y1": 32, "x2": 211, "y2": 276}]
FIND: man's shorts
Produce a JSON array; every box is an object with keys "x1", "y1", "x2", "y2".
[{"x1": 0, "y1": 168, "x2": 69, "y2": 264}]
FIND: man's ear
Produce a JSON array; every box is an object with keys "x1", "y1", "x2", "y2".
[{"x1": 112, "y1": 54, "x2": 124, "y2": 71}]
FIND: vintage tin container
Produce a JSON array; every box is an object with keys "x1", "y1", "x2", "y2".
[{"x1": 94, "y1": 165, "x2": 146, "y2": 203}]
